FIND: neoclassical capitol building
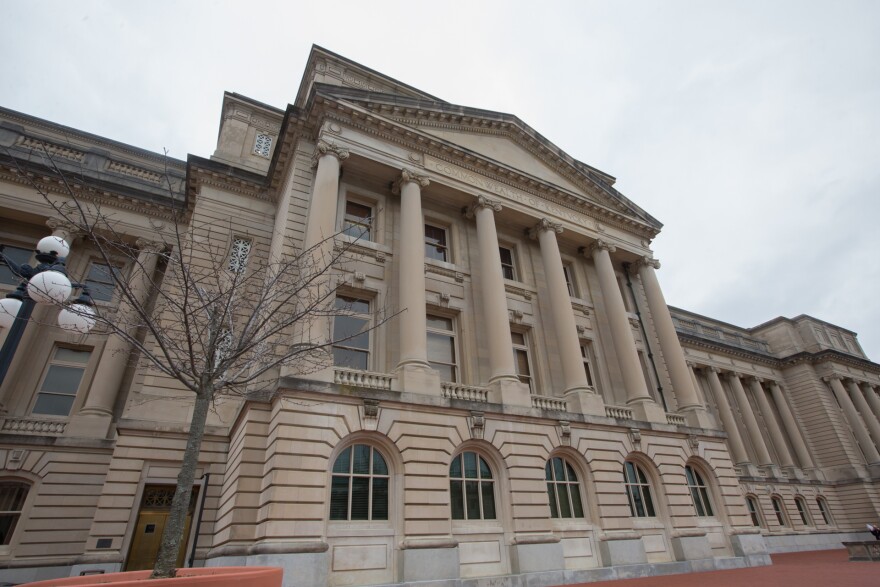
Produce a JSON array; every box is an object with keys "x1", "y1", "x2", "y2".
[{"x1": 0, "y1": 46, "x2": 878, "y2": 586}]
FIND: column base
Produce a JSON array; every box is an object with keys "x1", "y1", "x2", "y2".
[
  {"x1": 681, "y1": 406, "x2": 715, "y2": 429},
  {"x1": 392, "y1": 363, "x2": 441, "y2": 395},
  {"x1": 761, "y1": 464, "x2": 783, "y2": 479},
  {"x1": 65, "y1": 410, "x2": 113, "y2": 438},
  {"x1": 565, "y1": 389, "x2": 606, "y2": 417},
  {"x1": 736, "y1": 463, "x2": 761, "y2": 477},
  {"x1": 628, "y1": 399, "x2": 668, "y2": 423},
  {"x1": 487, "y1": 378, "x2": 532, "y2": 407}
]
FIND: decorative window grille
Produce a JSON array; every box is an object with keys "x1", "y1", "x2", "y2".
[
  {"x1": 546, "y1": 457, "x2": 585, "y2": 518},
  {"x1": 253, "y1": 133, "x2": 272, "y2": 158},
  {"x1": 329, "y1": 444, "x2": 389, "y2": 520},
  {"x1": 227, "y1": 238, "x2": 252, "y2": 273}
]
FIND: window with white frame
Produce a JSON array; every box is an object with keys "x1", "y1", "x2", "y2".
[
  {"x1": 771, "y1": 496, "x2": 788, "y2": 527},
  {"x1": 32, "y1": 347, "x2": 92, "y2": 416},
  {"x1": 0, "y1": 482, "x2": 29, "y2": 546},
  {"x1": 0, "y1": 245, "x2": 31, "y2": 285},
  {"x1": 427, "y1": 314, "x2": 457, "y2": 382},
  {"x1": 253, "y1": 133, "x2": 272, "y2": 158},
  {"x1": 227, "y1": 237, "x2": 252, "y2": 274},
  {"x1": 449, "y1": 451, "x2": 496, "y2": 520},
  {"x1": 580, "y1": 343, "x2": 595, "y2": 388},
  {"x1": 623, "y1": 461, "x2": 656, "y2": 518},
  {"x1": 685, "y1": 465, "x2": 714, "y2": 517},
  {"x1": 794, "y1": 496, "x2": 812, "y2": 526},
  {"x1": 332, "y1": 295, "x2": 371, "y2": 370},
  {"x1": 562, "y1": 264, "x2": 577, "y2": 297},
  {"x1": 816, "y1": 496, "x2": 833, "y2": 525},
  {"x1": 424, "y1": 224, "x2": 449, "y2": 262},
  {"x1": 342, "y1": 200, "x2": 373, "y2": 241},
  {"x1": 329, "y1": 444, "x2": 389, "y2": 521},
  {"x1": 511, "y1": 331, "x2": 533, "y2": 392},
  {"x1": 498, "y1": 246, "x2": 517, "y2": 280},
  {"x1": 84, "y1": 262, "x2": 120, "y2": 302},
  {"x1": 546, "y1": 456, "x2": 585, "y2": 519},
  {"x1": 746, "y1": 495, "x2": 764, "y2": 527}
]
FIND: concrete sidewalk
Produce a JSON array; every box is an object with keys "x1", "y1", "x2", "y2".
[{"x1": 561, "y1": 549, "x2": 875, "y2": 587}]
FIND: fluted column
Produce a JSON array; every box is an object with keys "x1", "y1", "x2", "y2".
[
  {"x1": 705, "y1": 367, "x2": 750, "y2": 465},
  {"x1": 826, "y1": 375, "x2": 880, "y2": 464},
  {"x1": 748, "y1": 377, "x2": 794, "y2": 469},
  {"x1": 531, "y1": 219, "x2": 590, "y2": 394},
  {"x1": 67, "y1": 240, "x2": 163, "y2": 437},
  {"x1": 586, "y1": 240, "x2": 651, "y2": 405},
  {"x1": 727, "y1": 372, "x2": 773, "y2": 466},
  {"x1": 635, "y1": 258, "x2": 705, "y2": 416},
  {"x1": 394, "y1": 170, "x2": 430, "y2": 370},
  {"x1": 847, "y1": 379, "x2": 880, "y2": 449},
  {"x1": 862, "y1": 383, "x2": 880, "y2": 423},
  {"x1": 769, "y1": 381, "x2": 814, "y2": 469},
  {"x1": 467, "y1": 196, "x2": 517, "y2": 384}
]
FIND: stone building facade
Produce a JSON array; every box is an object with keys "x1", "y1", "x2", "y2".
[{"x1": 0, "y1": 46, "x2": 877, "y2": 586}]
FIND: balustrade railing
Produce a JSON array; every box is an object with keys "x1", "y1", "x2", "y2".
[
  {"x1": 605, "y1": 405, "x2": 634, "y2": 420},
  {"x1": 334, "y1": 368, "x2": 393, "y2": 391},
  {"x1": 441, "y1": 382, "x2": 488, "y2": 403},
  {"x1": 1, "y1": 417, "x2": 67, "y2": 435},
  {"x1": 531, "y1": 395, "x2": 568, "y2": 411},
  {"x1": 666, "y1": 413, "x2": 687, "y2": 426}
]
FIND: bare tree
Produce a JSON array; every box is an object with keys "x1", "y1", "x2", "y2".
[{"x1": 1, "y1": 146, "x2": 392, "y2": 579}]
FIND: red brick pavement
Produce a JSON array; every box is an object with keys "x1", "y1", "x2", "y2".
[{"x1": 561, "y1": 549, "x2": 877, "y2": 587}]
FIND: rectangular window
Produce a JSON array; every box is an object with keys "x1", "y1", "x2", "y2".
[
  {"x1": 0, "y1": 482, "x2": 28, "y2": 546},
  {"x1": 32, "y1": 347, "x2": 91, "y2": 416},
  {"x1": 424, "y1": 224, "x2": 448, "y2": 262},
  {"x1": 227, "y1": 237, "x2": 252, "y2": 274},
  {"x1": 499, "y1": 246, "x2": 517, "y2": 281},
  {"x1": 0, "y1": 245, "x2": 32, "y2": 286},
  {"x1": 84, "y1": 262, "x2": 119, "y2": 302},
  {"x1": 563, "y1": 265, "x2": 577, "y2": 297},
  {"x1": 427, "y1": 315, "x2": 457, "y2": 382},
  {"x1": 580, "y1": 343, "x2": 595, "y2": 388},
  {"x1": 342, "y1": 201, "x2": 372, "y2": 241},
  {"x1": 332, "y1": 295, "x2": 371, "y2": 370},
  {"x1": 512, "y1": 331, "x2": 533, "y2": 392}
]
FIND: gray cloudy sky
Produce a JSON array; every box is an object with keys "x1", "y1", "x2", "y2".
[{"x1": 4, "y1": 1, "x2": 879, "y2": 359}]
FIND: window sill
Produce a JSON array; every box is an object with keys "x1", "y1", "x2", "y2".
[{"x1": 338, "y1": 234, "x2": 390, "y2": 255}]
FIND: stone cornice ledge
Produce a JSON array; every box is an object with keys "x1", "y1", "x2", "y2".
[
  {"x1": 511, "y1": 534, "x2": 561, "y2": 545},
  {"x1": 600, "y1": 531, "x2": 641, "y2": 541},
  {"x1": 208, "y1": 541, "x2": 329, "y2": 558},
  {"x1": 672, "y1": 529, "x2": 708, "y2": 538},
  {"x1": 400, "y1": 538, "x2": 459, "y2": 550},
  {"x1": 730, "y1": 527, "x2": 763, "y2": 536}
]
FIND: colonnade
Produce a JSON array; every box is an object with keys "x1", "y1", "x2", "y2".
[
  {"x1": 301, "y1": 138, "x2": 707, "y2": 421},
  {"x1": 825, "y1": 375, "x2": 880, "y2": 464}
]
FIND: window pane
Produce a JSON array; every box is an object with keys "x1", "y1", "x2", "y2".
[
  {"x1": 643, "y1": 489, "x2": 656, "y2": 517},
  {"x1": 430, "y1": 363, "x2": 456, "y2": 382},
  {"x1": 630, "y1": 487, "x2": 645, "y2": 517},
  {"x1": 329, "y1": 476, "x2": 349, "y2": 520},
  {"x1": 478, "y1": 456, "x2": 492, "y2": 479},
  {"x1": 514, "y1": 349, "x2": 530, "y2": 377},
  {"x1": 481, "y1": 482, "x2": 496, "y2": 519},
  {"x1": 570, "y1": 484, "x2": 585, "y2": 518},
  {"x1": 372, "y1": 451, "x2": 388, "y2": 476},
  {"x1": 465, "y1": 481, "x2": 480, "y2": 519},
  {"x1": 624, "y1": 462, "x2": 636, "y2": 483},
  {"x1": 0, "y1": 515, "x2": 19, "y2": 546},
  {"x1": 450, "y1": 480, "x2": 464, "y2": 519},
  {"x1": 0, "y1": 246, "x2": 32, "y2": 285},
  {"x1": 552, "y1": 458, "x2": 565, "y2": 481},
  {"x1": 449, "y1": 455, "x2": 462, "y2": 479},
  {"x1": 333, "y1": 316, "x2": 370, "y2": 349},
  {"x1": 41, "y1": 366, "x2": 85, "y2": 395},
  {"x1": 350, "y1": 477, "x2": 370, "y2": 520},
  {"x1": 463, "y1": 452, "x2": 477, "y2": 479},
  {"x1": 691, "y1": 488, "x2": 705, "y2": 517},
  {"x1": 0, "y1": 484, "x2": 27, "y2": 511},
  {"x1": 333, "y1": 348, "x2": 368, "y2": 370},
  {"x1": 352, "y1": 445, "x2": 370, "y2": 475},
  {"x1": 427, "y1": 315, "x2": 453, "y2": 330},
  {"x1": 86, "y1": 264, "x2": 117, "y2": 302},
  {"x1": 334, "y1": 296, "x2": 370, "y2": 314},
  {"x1": 685, "y1": 466, "x2": 696, "y2": 486},
  {"x1": 547, "y1": 483, "x2": 558, "y2": 518},
  {"x1": 371, "y1": 478, "x2": 388, "y2": 520},
  {"x1": 427, "y1": 332, "x2": 455, "y2": 363},
  {"x1": 511, "y1": 332, "x2": 525, "y2": 345},
  {"x1": 54, "y1": 348, "x2": 91, "y2": 364},
  {"x1": 544, "y1": 461, "x2": 552, "y2": 481},
  {"x1": 700, "y1": 488, "x2": 714, "y2": 517},
  {"x1": 333, "y1": 448, "x2": 351, "y2": 474},
  {"x1": 32, "y1": 393, "x2": 76, "y2": 416},
  {"x1": 556, "y1": 484, "x2": 572, "y2": 518},
  {"x1": 565, "y1": 462, "x2": 577, "y2": 483}
]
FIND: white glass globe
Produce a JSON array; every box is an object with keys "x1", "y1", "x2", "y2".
[
  {"x1": 27, "y1": 271, "x2": 72, "y2": 304},
  {"x1": 36, "y1": 236, "x2": 71, "y2": 259},
  {"x1": 58, "y1": 304, "x2": 96, "y2": 334},
  {"x1": 0, "y1": 298, "x2": 22, "y2": 329}
]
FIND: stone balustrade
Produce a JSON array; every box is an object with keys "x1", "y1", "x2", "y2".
[
  {"x1": 531, "y1": 394, "x2": 568, "y2": 411},
  {"x1": 666, "y1": 413, "x2": 687, "y2": 426},
  {"x1": 1, "y1": 417, "x2": 67, "y2": 435},
  {"x1": 605, "y1": 405, "x2": 635, "y2": 420},
  {"x1": 334, "y1": 368, "x2": 393, "y2": 391},
  {"x1": 440, "y1": 382, "x2": 489, "y2": 403}
]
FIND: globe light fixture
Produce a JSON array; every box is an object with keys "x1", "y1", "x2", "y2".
[
  {"x1": 36, "y1": 235, "x2": 71, "y2": 259},
  {"x1": 58, "y1": 303, "x2": 97, "y2": 334},
  {"x1": 26, "y1": 270, "x2": 73, "y2": 304},
  {"x1": 0, "y1": 297, "x2": 22, "y2": 330}
]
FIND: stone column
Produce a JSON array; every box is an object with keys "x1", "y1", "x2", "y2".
[
  {"x1": 586, "y1": 241, "x2": 661, "y2": 421},
  {"x1": 531, "y1": 219, "x2": 603, "y2": 415},
  {"x1": 635, "y1": 258, "x2": 711, "y2": 426},
  {"x1": 768, "y1": 381, "x2": 814, "y2": 469},
  {"x1": 727, "y1": 373, "x2": 773, "y2": 466},
  {"x1": 748, "y1": 377, "x2": 795, "y2": 469},
  {"x1": 66, "y1": 239, "x2": 163, "y2": 437},
  {"x1": 826, "y1": 375, "x2": 880, "y2": 464},
  {"x1": 291, "y1": 140, "x2": 348, "y2": 380},
  {"x1": 466, "y1": 196, "x2": 529, "y2": 406},
  {"x1": 391, "y1": 170, "x2": 440, "y2": 395},
  {"x1": 861, "y1": 383, "x2": 880, "y2": 423},
  {"x1": 705, "y1": 367, "x2": 750, "y2": 466},
  {"x1": 847, "y1": 379, "x2": 880, "y2": 449}
]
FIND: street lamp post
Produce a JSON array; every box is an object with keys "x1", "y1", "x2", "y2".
[{"x1": 0, "y1": 236, "x2": 96, "y2": 388}]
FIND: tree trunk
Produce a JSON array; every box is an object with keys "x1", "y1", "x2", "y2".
[{"x1": 150, "y1": 387, "x2": 212, "y2": 578}]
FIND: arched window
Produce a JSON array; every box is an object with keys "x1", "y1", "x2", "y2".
[
  {"x1": 623, "y1": 461, "x2": 655, "y2": 518},
  {"x1": 746, "y1": 495, "x2": 763, "y2": 527},
  {"x1": 685, "y1": 465, "x2": 714, "y2": 517},
  {"x1": 794, "y1": 496, "x2": 812, "y2": 526},
  {"x1": 771, "y1": 496, "x2": 788, "y2": 527},
  {"x1": 546, "y1": 457, "x2": 584, "y2": 518},
  {"x1": 816, "y1": 496, "x2": 834, "y2": 526},
  {"x1": 0, "y1": 482, "x2": 29, "y2": 545},
  {"x1": 450, "y1": 451, "x2": 496, "y2": 520},
  {"x1": 329, "y1": 444, "x2": 389, "y2": 521}
]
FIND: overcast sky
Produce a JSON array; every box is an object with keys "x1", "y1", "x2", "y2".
[{"x1": 4, "y1": 0, "x2": 879, "y2": 359}]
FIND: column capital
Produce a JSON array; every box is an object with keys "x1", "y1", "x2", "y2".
[
  {"x1": 135, "y1": 238, "x2": 164, "y2": 253},
  {"x1": 708, "y1": 366, "x2": 722, "y2": 374},
  {"x1": 582, "y1": 239, "x2": 616, "y2": 257},
  {"x1": 311, "y1": 139, "x2": 350, "y2": 167},
  {"x1": 686, "y1": 360, "x2": 697, "y2": 369},
  {"x1": 748, "y1": 375, "x2": 764, "y2": 384},
  {"x1": 465, "y1": 195, "x2": 502, "y2": 218},
  {"x1": 635, "y1": 256, "x2": 661, "y2": 270},
  {"x1": 823, "y1": 374, "x2": 842, "y2": 383},
  {"x1": 46, "y1": 217, "x2": 84, "y2": 241},
  {"x1": 528, "y1": 218, "x2": 563, "y2": 239},
  {"x1": 393, "y1": 168, "x2": 430, "y2": 194}
]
